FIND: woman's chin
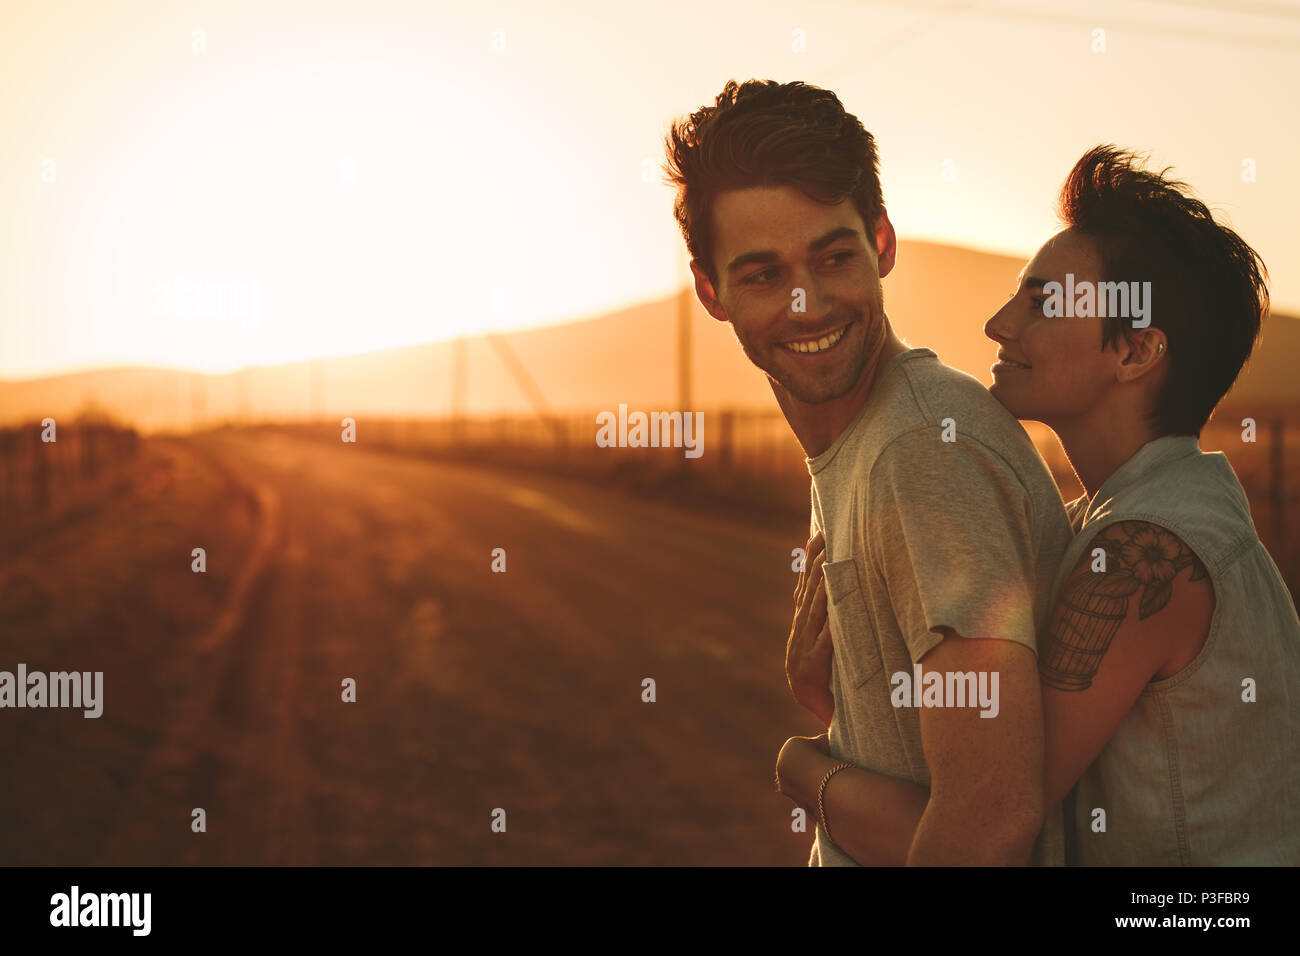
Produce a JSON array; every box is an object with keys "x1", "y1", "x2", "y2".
[{"x1": 988, "y1": 383, "x2": 1041, "y2": 422}]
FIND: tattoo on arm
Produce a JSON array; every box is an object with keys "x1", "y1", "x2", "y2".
[{"x1": 1040, "y1": 521, "x2": 1208, "y2": 692}]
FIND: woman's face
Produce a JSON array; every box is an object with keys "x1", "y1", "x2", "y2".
[{"x1": 984, "y1": 228, "x2": 1119, "y2": 427}]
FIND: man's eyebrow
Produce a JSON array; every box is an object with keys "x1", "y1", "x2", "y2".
[
  {"x1": 1023, "y1": 276, "x2": 1051, "y2": 288},
  {"x1": 725, "y1": 226, "x2": 863, "y2": 274}
]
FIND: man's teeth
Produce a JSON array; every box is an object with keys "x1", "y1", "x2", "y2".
[{"x1": 783, "y1": 326, "x2": 847, "y2": 353}]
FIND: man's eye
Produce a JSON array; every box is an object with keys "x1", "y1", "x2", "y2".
[
  {"x1": 746, "y1": 269, "x2": 778, "y2": 285},
  {"x1": 827, "y1": 251, "x2": 855, "y2": 265},
  {"x1": 1031, "y1": 296, "x2": 1046, "y2": 311}
]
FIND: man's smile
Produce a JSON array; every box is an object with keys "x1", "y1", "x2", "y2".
[{"x1": 781, "y1": 322, "x2": 851, "y2": 354}]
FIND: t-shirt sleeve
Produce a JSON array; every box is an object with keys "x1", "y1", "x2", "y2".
[{"x1": 865, "y1": 427, "x2": 1040, "y2": 663}]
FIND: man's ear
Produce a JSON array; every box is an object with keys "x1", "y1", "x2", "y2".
[
  {"x1": 872, "y1": 209, "x2": 898, "y2": 280},
  {"x1": 1115, "y1": 327, "x2": 1168, "y2": 384},
  {"x1": 691, "y1": 259, "x2": 730, "y2": 323}
]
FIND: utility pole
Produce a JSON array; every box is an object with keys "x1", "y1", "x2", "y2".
[
  {"x1": 451, "y1": 336, "x2": 467, "y2": 443},
  {"x1": 310, "y1": 357, "x2": 324, "y2": 422},
  {"x1": 238, "y1": 367, "x2": 251, "y2": 425},
  {"x1": 677, "y1": 254, "x2": 692, "y2": 413},
  {"x1": 190, "y1": 374, "x2": 206, "y2": 432}
]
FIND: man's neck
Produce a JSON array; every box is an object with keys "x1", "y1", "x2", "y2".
[
  {"x1": 1052, "y1": 402, "x2": 1160, "y2": 500},
  {"x1": 775, "y1": 324, "x2": 910, "y2": 458}
]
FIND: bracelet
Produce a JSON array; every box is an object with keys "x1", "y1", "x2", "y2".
[{"x1": 817, "y1": 762, "x2": 854, "y2": 845}]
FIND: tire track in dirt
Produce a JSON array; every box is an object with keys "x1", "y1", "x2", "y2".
[
  {"x1": 252, "y1": 508, "x2": 312, "y2": 865},
  {"x1": 92, "y1": 438, "x2": 283, "y2": 863},
  {"x1": 178, "y1": 433, "x2": 315, "y2": 864}
]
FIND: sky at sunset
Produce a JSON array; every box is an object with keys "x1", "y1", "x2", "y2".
[{"x1": 3, "y1": 0, "x2": 1298, "y2": 378}]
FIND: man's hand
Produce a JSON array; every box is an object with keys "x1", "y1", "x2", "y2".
[{"x1": 786, "y1": 532, "x2": 834, "y2": 728}]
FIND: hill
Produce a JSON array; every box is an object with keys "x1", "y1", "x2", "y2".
[{"x1": 2, "y1": 241, "x2": 1294, "y2": 431}]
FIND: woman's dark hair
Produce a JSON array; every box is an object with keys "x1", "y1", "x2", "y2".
[
  {"x1": 1059, "y1": 145, "x2": 1269, "y2": 437},
  {"x1": 663, "y1": 79, "x2": 884, "y2": 288}
]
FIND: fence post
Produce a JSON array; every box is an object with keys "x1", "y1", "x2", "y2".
[
  {"x1": 34, "y1": 429, "x2": 51, "y2": 514},
  {"x1": 718, "y1": 410, "x2": 734, "y2": 471},
  {"x1": 0, "y1": 430, "x2": 10, "y2": 519},
  {"x1": 84, "y1": 424, "x2": 102, "y2": 478}
]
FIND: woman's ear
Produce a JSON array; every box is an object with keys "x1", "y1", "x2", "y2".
[{"x1": 1115, "y1": 328, "x2": 1168, "y2": 384}]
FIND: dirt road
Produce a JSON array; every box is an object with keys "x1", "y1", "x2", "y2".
[{"x1": 1, "y1": 429, "x2": 819, "y2": 865}]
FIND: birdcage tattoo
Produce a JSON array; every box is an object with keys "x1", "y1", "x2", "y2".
[{"x1": 1041, "y1": 581, "x2": 1131, "y2": 690}]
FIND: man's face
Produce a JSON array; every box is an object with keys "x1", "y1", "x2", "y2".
[
  {"x1": 696, "y1": 186, "x2": 892, "y2": 404},
  {"x1": 984, "y1": 228, "x2": 1118, "y2": 425}
]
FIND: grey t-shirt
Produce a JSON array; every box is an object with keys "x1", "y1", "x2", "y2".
[{"x1": 806, "y1": 347, "x2": 1073, "y2": 866}]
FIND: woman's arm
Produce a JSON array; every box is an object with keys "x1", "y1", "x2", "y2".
[
  {"x1": 1036, "y1": 520, "x2": 1214, "y2": 809},
  {"x1": 776, "y1": 734, "x2": 928, "y2": 866}
]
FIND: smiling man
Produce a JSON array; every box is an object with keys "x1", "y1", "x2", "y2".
[{"x1": 663, "y1": 79, "x2": 1075, "y2": 865}]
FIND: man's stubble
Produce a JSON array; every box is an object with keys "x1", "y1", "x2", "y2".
[{"x1": 729, "y1": 287, "x2": 888, "y2": 406}]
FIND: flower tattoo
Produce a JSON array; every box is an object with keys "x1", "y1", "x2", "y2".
[{"x1": 1040, "y1": 521, "x2": 1209, "y2": 691}]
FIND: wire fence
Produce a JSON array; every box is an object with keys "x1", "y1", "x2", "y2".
[
  {"x1": 0, "y1": 422, "x2": 140, "y2": 528},
  {"x1": 2, "y1": 407, "x2": 1294, "y2": 599},
  {"x1": 269, "y1": 406, "x2": 1298, "y2": 600}
]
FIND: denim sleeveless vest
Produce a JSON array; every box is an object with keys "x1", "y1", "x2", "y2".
[{"x1": 1053, "y1": 435, "x2": 1300, "y2": 865}]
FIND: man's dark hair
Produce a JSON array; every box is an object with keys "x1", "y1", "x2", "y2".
[
  {"x1": 663, "y1": 79, "x2": 884, "y2": 289},
  {"x1": 1059, "y1": 145, "x2": 1269, "y2": 437}
]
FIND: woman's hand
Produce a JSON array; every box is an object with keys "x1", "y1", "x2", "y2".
[
  {"x1": 775, "y1": 733, "x2": 834, "y2": 808},
  {"x1": 786, "y1": 531, "x2": 834, "y2": 729}
]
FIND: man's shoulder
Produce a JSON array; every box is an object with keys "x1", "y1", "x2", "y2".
[
  {"x1": 899, "y1": 353, "x2": 1039, "y2": 445},
  {"x1": 852, "y1": 351, "x2": 1024, "y2": 439},
  {"x1": 844, "y1": 351, "x2": 1047, "y2": 483}
]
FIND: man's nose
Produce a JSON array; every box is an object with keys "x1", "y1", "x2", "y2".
[{"x1": 788, "y1": 272, "x2": 833, "y2": 323}]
